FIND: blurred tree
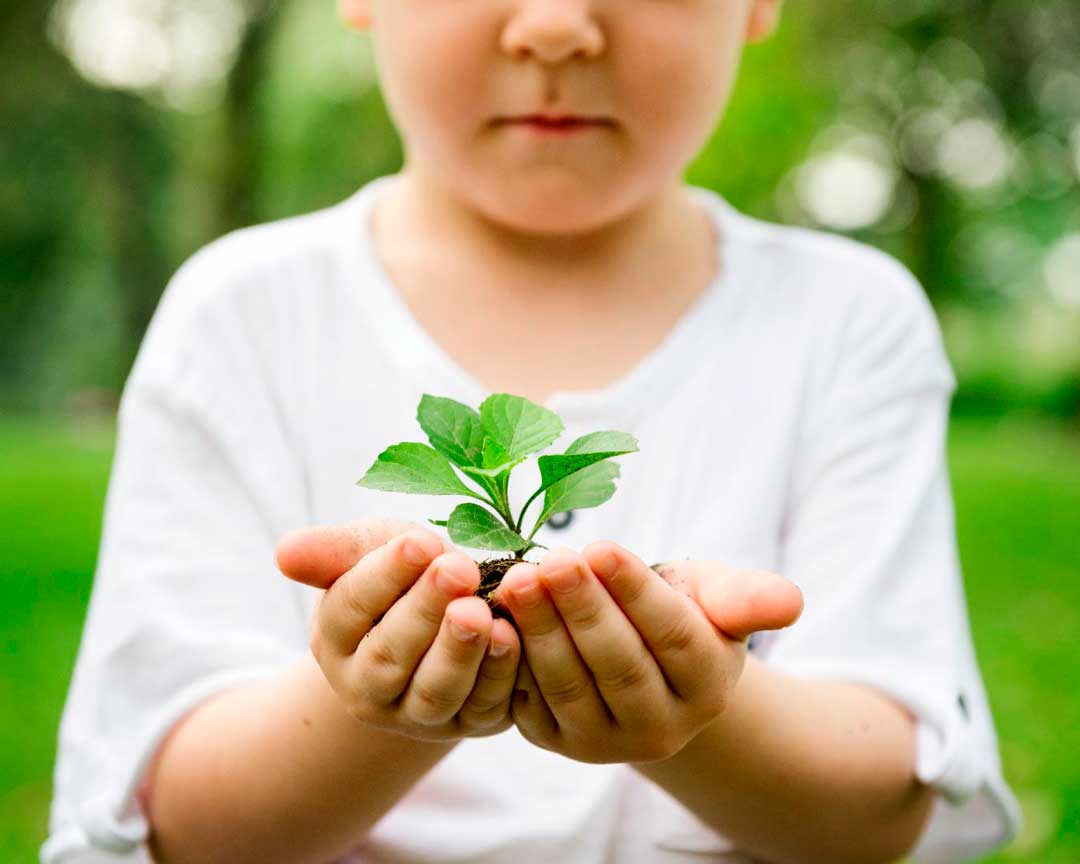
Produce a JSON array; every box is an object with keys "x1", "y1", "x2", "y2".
[
  {"x1": 3, "y1": 3, "x2": 161, "y2": 410},
  {"x1": 729, "y1": 0, "x2": 1080, "y2": 418},
  {"x1": 801, "y1": 0, "x2": 1080, "y2": 304},
  {"x1": 0, "y1": 2, "x2": 80, "y2": 410},
  {"x1": 94, "y1": 93, "x2": 174, "y2": 385},
  {"x1": 217, "y1": 0, "x2": 283, "y2": 235}
]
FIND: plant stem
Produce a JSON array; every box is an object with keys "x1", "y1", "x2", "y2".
[
  {"x1": 483, "y1": 475, "x2": 527, "y2": 542},
  {"x1": 495, "y1": 473, "x2": 511, "y2": 518},
  {"x1": 467, "y1": 468, "x2": 536, "y2": 557},
  {"x1": 524, "y1": 516, "x2": 547, "y2": 546},
  {"x1": 461, "y1": 488, "x2": 503, "y2": 510},
  {"x1": 461, "y1": 472, "x2": 515, "y2": 522},
  {"x1": 470, "y1": 497, "x2": 515, "y2": 527},
  {"x1": 515, "y1": 487, "x2": 545, "y2": 534},
  {"x1": 455, "y1": 476, "x2": 517, "y2": 528}
]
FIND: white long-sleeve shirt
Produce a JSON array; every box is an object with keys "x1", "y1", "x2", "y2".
[{"x1": 42, "y1": 173, "x2": 1021, "y2": 863}]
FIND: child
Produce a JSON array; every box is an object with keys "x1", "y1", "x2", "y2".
[{"x1": 43, "y1": 0, "x2": 1021, "y2": 861}]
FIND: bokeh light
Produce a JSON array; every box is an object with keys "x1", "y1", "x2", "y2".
[
  {"x1": 795, "y1": 140, "x2": 898, "y2": 231},
  {"x1": 1071, "y1": 124, "x2": 1080, "y2": 179},
  {"x1": 937, "y1": 117, "x2": 1014, "y2": 192},
  {"x1": 1044, "y1": 234, "x2": 1080, "y2": 308},
  {"x1": 47, "y1": 0, "x2": 249, "y2": 109}
]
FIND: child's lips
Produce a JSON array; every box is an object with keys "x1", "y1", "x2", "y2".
[{"x1": 498, "y1": 115, "x2": 615, "y2": 136}]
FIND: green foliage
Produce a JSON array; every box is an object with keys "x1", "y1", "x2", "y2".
[
  {"x1": 356, "y1": 393, "x2": 639, "y2": 556},
  {"x1": 446, "y1": 503, "x2": 530, "y2": 553},
  {"x1": 358, "y1": 442, "x2": 478, "y2": 498}
]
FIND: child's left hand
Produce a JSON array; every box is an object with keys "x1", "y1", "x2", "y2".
[{"x1": 494, "y1": 543, "x2": 803, "y2": 764}]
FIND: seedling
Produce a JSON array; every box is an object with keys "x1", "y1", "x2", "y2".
[{"x1": 356, "y1": 393, "x2": 639, "y2": 609}]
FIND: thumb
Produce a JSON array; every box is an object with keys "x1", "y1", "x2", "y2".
[
  {"x1": 274, "y1": 517, "x2": 440, "y2": 589},
  {"x1": 662, "y1": 561, "x2": 804, "y2": 641}
]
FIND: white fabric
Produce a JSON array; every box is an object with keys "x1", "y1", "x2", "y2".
[{"x1": 42, "y1": 172, "x2": 1021, "y2": 864}]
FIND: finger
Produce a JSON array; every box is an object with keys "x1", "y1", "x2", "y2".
[
  {"x1": 317, "y1": 527, "x2": 445, "y2": 655},
  {"x1": 352, "y1": 552, "x2": 480, "y2": 703},
  {"x1": 398, "y1": 596, "x2": 493, "y2": 727},
  {"x1": 583, "y1": 541, "x2": 720, "y2": 702},
  {"x1": 457, "y1": 618, "x2": 521, "y2": 734},
  {"x1": 510, "y1": 655, "x2": 559, "y2": 749},
  {"x1": 667, "y1": 561, "x2": 805, "y2": 640},
  {"x1": 537, "y1": 548, "x2": 668, "y2": 730},
  {"x1": 276, "y1": 517, "x2": 425, "y2": 588},
  {"x1": 497, "y1": 562, "x2": 611, "y2": 734}
]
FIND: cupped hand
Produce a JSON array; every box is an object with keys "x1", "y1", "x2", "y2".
[
  {"x1": 494, "y1": 543, "x2": 803, "y2": 765},
  {"x1": 275, "y1": 519, "x2": 522, "y2": 741},
  {"x1": 647, "y1": 557, "x2": 804, "y2": 643}
]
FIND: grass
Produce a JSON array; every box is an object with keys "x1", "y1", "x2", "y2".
[
  {"x1": 1, "y1": 412, "x2": 1078, "y2": 862},
  {"x1": 946, "y1": 415, "x2": 1080, "y2": 861}
]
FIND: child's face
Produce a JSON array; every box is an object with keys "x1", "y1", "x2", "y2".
[{"x1": 342, "y1": 0, "x2": 779, "y2": 236}]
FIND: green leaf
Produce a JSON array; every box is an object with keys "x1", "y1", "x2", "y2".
[
  {"x1": 482, "y1": 436, "x2": 512, "y2": 469},
  {"x1": 479, "y1": 393, "x2": 564, "y2": 464},
  {"x1": 564, "y1": 430, "x2": 639, "y2": 457},
  {"x1": 459, "y1": 464, "x2": 502, "y2": 483},
  {"x1": 536, "y1": 431, "x2": 639, "y2": 491},
  {"x1": 459, "y1": 437, "x2": 528, "y2": 483},
  {"x1": 416, "y1": 395, "x2": 487, "y2": 468},
  {"x1": 447, "y1": 503, "x2": 529, "y2": 552},
  {"x1": 356, "y1": 443, "x2": 475, "y2": 496},
  {"x1": 428, "y1": 519, "x2": 449, "y2": 527},
  {"x1": 535, "y1": 460, "x2": 622, "y2": 526}
]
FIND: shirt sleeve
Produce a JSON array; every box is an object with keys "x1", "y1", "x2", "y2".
[
  {"x1": 41, "y1": 242, "x2": 312, "y2": 863},
  {"x1": 756, "y1": 257, "x2": 1022, "y2": 863}
]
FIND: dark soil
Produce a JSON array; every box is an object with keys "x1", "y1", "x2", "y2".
[
  {"x1": 475, "y1": 554, "x2": 673, "y2": 622},
  {"x1": 476, "y1": 554, "x2": 526, "y2": 621}
]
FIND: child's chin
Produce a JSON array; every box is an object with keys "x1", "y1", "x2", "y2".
[{"x1": 471, "y1": 185, "x2": 634, "y2": 237}]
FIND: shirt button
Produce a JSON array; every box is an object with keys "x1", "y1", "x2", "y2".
[{"x1": 547, "y1": 510, "x2": 574, "y2": 530}]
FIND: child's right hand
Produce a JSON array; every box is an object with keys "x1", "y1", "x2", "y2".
[{"x1": 275, "y1": 519, "x2": 521, "y2": 741}]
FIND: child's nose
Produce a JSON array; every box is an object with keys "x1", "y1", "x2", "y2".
[{"x1": 500, "y1": 0, "x2": 606, "y2": 65}]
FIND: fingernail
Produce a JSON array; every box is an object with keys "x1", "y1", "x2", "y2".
[
  {"x1": 545, "y1": 563, "x2": 581, "y2": 593},
  {"x1": 449, "y1": 618, "x2": 480, "y2": 642},
  {"x1": 511, "y1": 579, "x2": 544, "y2": 608},
  {"x1": 592, "y1": 550, "x2": 618, "y2": 579},
  {"x1": 489, "y1": 641, "x2": 511, "y2": 658},
  {"x1": 402, "y1": 538, "x2": 432, "y2": 566},
  {"x1": 434, "y1": 563, "x2": 470, "y2": 595}
]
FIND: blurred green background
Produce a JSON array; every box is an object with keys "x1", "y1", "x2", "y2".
[{"x1": 2, "y1": 0, "x2": 1079, "y2": 861}]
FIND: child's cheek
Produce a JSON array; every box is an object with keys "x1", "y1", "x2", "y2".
[
  {"x1": 373, "y1": 10, "x2": 493, "y2": 141},
  {"x1": 615, "y1": 7, "x2": 745, "y2": 136}
]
